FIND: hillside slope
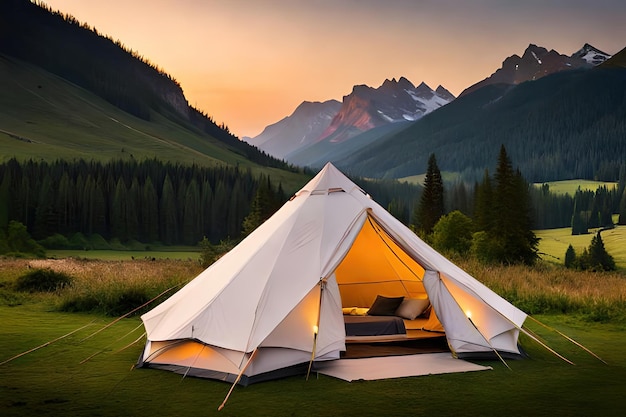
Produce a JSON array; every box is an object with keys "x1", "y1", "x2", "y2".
[{"x1": 0, "y1": 0, "x2": 304, "y2": 187}]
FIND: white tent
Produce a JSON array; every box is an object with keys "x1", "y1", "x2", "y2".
[{"x1": 138, "y1": 163, "x2": 528, "y2": 385}]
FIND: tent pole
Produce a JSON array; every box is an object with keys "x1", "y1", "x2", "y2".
[
  {"x1": 467, "y1": 316, "x2": 511, "y2": 370},
  {"x1": 181, "y1": 343, "x2": 206, "y2": 381},
  {"x1": 306, "y1": 331, "x2": 318, "y2": 381},
  {"x1": 218, "y1": 348, "x2": 259, "y2": 411},
  {"x1": 306, "y1": 278, "x2": 326, "y2": 381}
]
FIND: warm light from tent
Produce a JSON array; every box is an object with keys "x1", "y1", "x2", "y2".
[
  {"x1": 465, "y1": 310, "x2": 472, "y2": 319},
  {"x1": 313, "y1": 325, "x2": 319, "y2": 335}
]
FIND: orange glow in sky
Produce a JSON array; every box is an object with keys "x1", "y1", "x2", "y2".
[{"x1": 42, "y1": 0, "x2": 626, "y2": 138}]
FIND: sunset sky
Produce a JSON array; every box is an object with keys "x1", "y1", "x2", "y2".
[{"x1": 43, "y1": 0, "x2": 626, "y2": 138}]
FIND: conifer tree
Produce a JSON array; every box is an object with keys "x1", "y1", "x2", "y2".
[
  {"x1": 0, "y1": 170, "x2": 11, "y2": 231},
  {"x1": 473, "y1": 170, "x2": 493, "y2": 232},
  {"x1": 111, "y1": 178, "x2": 129, "y2": 241},
  {"x1": 141, "y1": 177, "x2": 159, "y2": 242},
  {"x1": 472, "y1": 145, "x2": 538, "y2": 264},
  {"x1": 413, "y1": 153, "x2": 444, "y2": 235},
  {"x1": 587, "y1": 231, "x2": 616, "y2": 271},
  {"x1": 564, "y1": 244, "x2": 576, "y2": 268},
  {"x1": 618, "y1": 186, "x2": 626, "y2": 225},
  {"x1": 160, "y1": 175, "x2": 178, "y2": 245},
  {"x1": 182, "y1": 178, "x2": 201, "y2": 245},
  {"x1": 571, "y1": 198, "x2": 588, "y2": 235},
  {"x1": 242, "y1": 176, "x2": 278, "y2": 236}
]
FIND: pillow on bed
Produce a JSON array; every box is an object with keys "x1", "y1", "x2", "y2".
[
  {"x1": 342, "y1": 307, "x2": 370, "y2": 316},
  {"x1": 395, "y1": 298, "x2": 430, "y2": 320},
  {"x1": 367, "y1": 295, "x2": 405, "y2": 316}
]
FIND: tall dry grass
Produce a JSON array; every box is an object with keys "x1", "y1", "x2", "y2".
[
  {"x1": 0, "y1": 258, "x2": 202, "y2": 316},
  {"x1": 2, "y1": 256, "x2": 625, "y2": 322},
  {"x1": 457, "y1": 257, "x2": 626, "y2": 322}
]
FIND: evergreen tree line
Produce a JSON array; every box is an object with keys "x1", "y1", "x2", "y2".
[
  {"x1": 439, "y1": 170, "x2": 626, "y2": 232},
  {"x1": 0, "y1": 158, "x2": 285, "y2": 247}
]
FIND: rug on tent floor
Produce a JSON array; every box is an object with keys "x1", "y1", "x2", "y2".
[{"x1": 313, "y1": 352, "x2": 492, "y2": 382}]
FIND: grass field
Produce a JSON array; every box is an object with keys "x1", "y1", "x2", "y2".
[
  {"x1": 533, "y1": 179, "x2": 618, "y2": 195},
  {"x1": 1, "y1": 258, "x2": 625, "y2": 416},
  {"x1": 536, "y1": 224, "x2": 626, "y2": 269},
  {"x1": 0, "y1": 306, "x2": 623, "y2": 417},
  {"x1": 46, "y1": 249, "x2": 201, "y2": 261}
]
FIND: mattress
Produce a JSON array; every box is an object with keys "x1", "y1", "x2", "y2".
[{"x1": 344, "y1": 315, "x2": 407, "y2": 337}]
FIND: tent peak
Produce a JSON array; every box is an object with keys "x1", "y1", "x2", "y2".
[{"x1": 297, "y1": 163, "x2": 366, "y2": 197}]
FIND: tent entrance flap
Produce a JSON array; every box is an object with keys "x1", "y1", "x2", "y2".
[{"x1": 335, "y1": 215, "x2": 427, "y2": 307}]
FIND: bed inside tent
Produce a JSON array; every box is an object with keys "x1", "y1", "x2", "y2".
[{"x1": 332, "y1": 214, "x2": 448, "y2": 357}]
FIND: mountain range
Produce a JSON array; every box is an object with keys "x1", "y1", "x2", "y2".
[
  {"x1": 247, "y1": 78, "x2": 454, "y2": 162},
  {"x1": 248, "y1": 42, "x2": 621, "y2": 182},
  {"x1": 333, "y1": 49, "x2": 626, "y2": 182},
  {"x1": 459, "y1": 43, "x2": 611, "y2": 97}
]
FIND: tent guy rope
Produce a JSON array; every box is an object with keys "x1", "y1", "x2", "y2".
[
  {"x1": 81, "y1": 284, "x2": 179, "y2": 342},
  {"x1": 0, "y1": 320, "x2": 95, "y2": 366}
]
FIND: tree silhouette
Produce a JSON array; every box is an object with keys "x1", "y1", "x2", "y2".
[{"x1": 413, "y1": 153, "x2": 444, "y2": 236}]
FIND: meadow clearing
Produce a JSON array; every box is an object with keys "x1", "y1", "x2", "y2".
[{"x1": 0, "y1": 255, "x2": 625, "y2": 416}]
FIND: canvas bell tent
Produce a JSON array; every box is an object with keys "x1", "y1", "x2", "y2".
[{"x1": 138, "y1": 163, "x2": 529, "y2": 385}]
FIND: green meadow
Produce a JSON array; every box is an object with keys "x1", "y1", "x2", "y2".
[
  {"x1": 46, "y1": 249, "x2": 201, "y2": 261},
  {"x1": 1, "y1": 258, "x2": 625, "y2": 416},
  {"x1": 534, "y1": 180, "x2": 618, "y2": 195},
  {"x1": 536, "y1": 225, "x2": 626, "y2": 269}
]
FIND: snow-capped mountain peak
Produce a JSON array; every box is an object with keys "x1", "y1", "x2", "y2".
[
  {"x1": 571, "y1": 43, "x2": 612, "y2": 65},
  {"x1": 317, "y1": 77, "x2": 455, "y2": 143},
  {"x1": 459, "y1": 43, "x2": 607, "y2": 97}
]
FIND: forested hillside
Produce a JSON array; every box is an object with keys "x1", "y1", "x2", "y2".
[{"x1": 336, "y1": 66, "x2": 626, "y2": 183}]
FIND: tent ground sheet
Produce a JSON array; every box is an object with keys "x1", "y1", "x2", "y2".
[{"x1": 313, "y1": 352, "x2": 492, "y2": 382}]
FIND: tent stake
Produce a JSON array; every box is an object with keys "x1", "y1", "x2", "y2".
[{"x1": 218, "y1": 348, "x2": 258, "y2": 411}]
